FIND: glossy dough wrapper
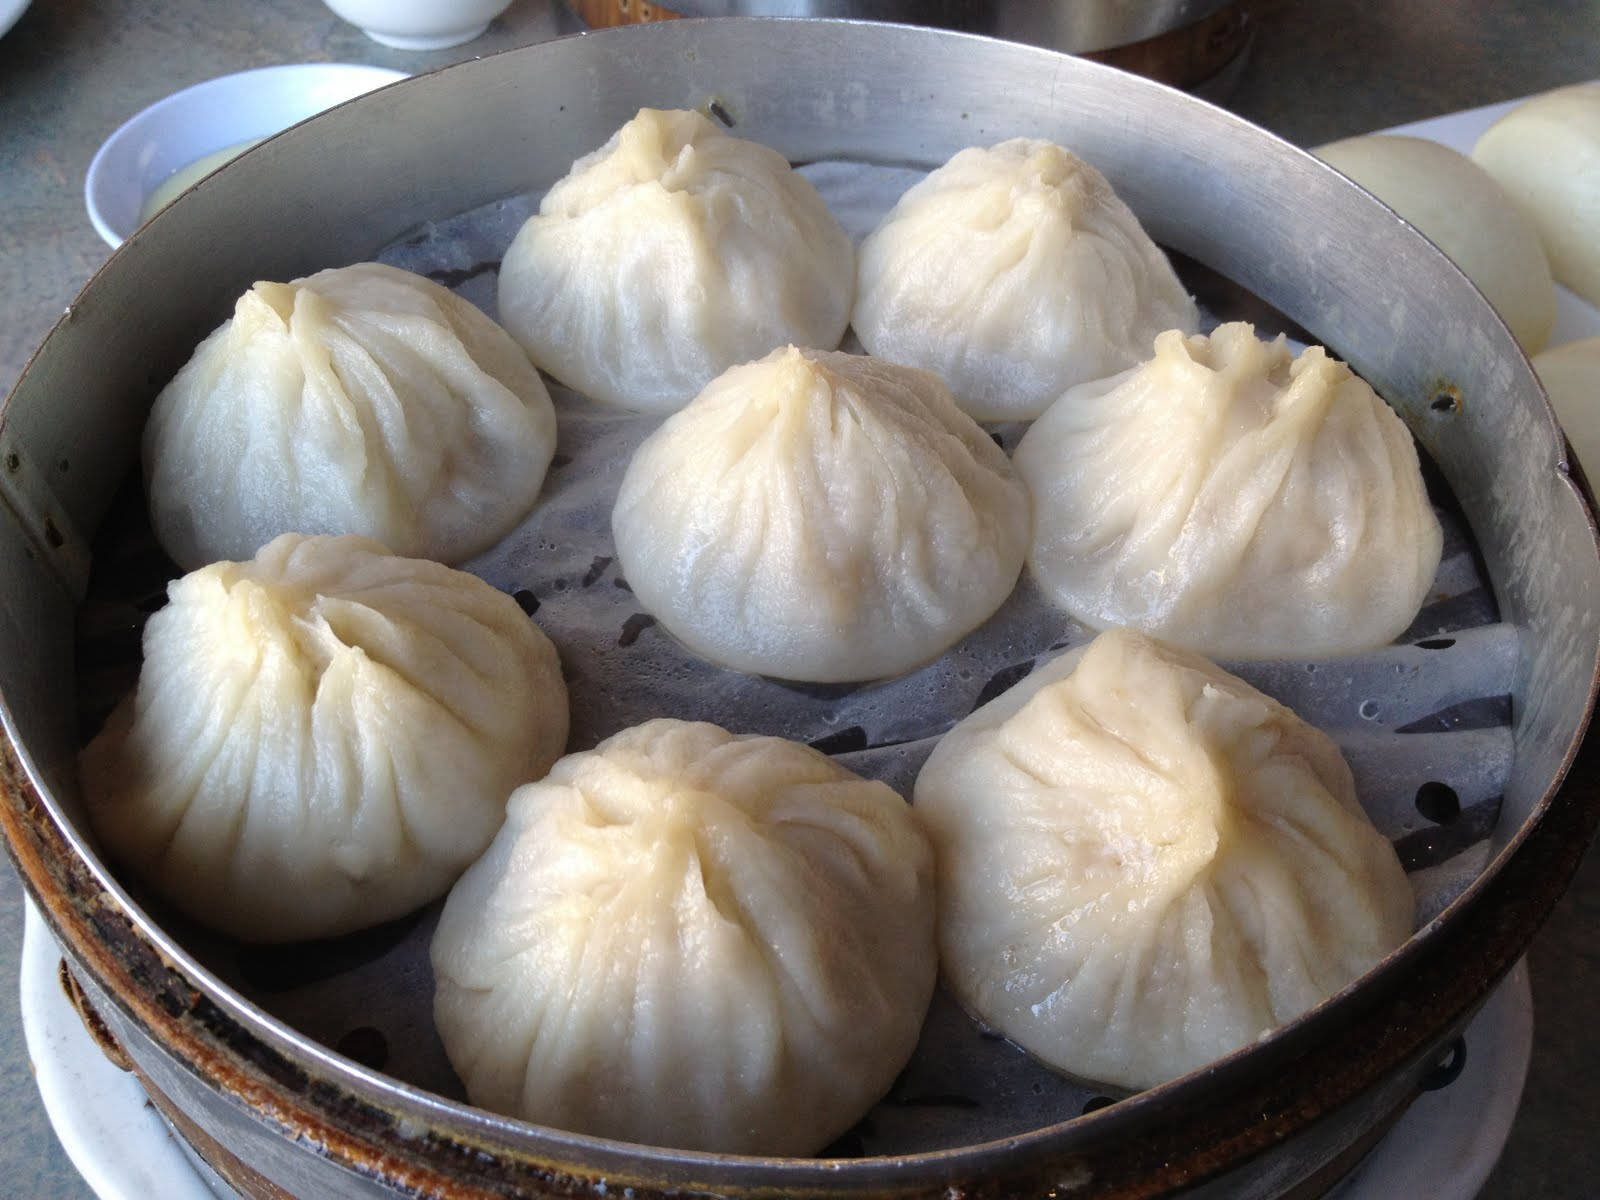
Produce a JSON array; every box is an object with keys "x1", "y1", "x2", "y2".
[
  {"x1": 914, "y1": 628, "x2": 1414, "y2": 1092},
  {"x1": 498, "y1": 108, "x2": 856, "y2": 412},
  {"x1": 852, "y1": 138, "x2": 1198, "y2": 421},
  {"x1": 80, "y1": 534, "x2": 569, "y2": 944},
  {"x1": 1014, "y1": 323, "x2": 1442, "y2": 660},
  {"x1": 611, "y1": 346, "x2": 1031, "y2": 682},
  {"x1": 429, "y1": 718, "x2": 937, "y2": 1156},
  {"x1": 144, "y1": 262, "x2": 557, "y2": 571}
]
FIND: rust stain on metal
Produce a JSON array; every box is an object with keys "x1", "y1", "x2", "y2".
[
  {"x1": 1428, "y1": 381, "x2": 1465, "y2": 415},
  {"x1": 57, "y1": 957, "x2": 133, "y2": 1072}
]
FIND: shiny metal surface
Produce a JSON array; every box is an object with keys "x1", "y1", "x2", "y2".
[
  {"x1": 636, "y1": 0, "x2": 1235, "y2": 54},
  {"x1": 0, "y1": 17, "x2": 1596, "y2": 1199}
]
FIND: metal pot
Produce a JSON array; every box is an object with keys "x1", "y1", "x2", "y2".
[
  {"x1": 2, "y1": 18, "x2": 1597, "y2": 1199},
  {"x1": 563, "y1": 0, "x2": 1253, "y2": 90}
]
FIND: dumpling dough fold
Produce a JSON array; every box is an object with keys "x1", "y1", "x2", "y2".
[
  {"x1": 611, "y1": 346, "x2": 1030, "y2": 682},
  {"x1": 852, "y1": 137, "x2": 1198, "y2": 421},
  {"x1": 913, "y1": 628, "x2": 1413, "y2": 1092},
  {"x1": 498, "y1": 108, "x2": 855, "y2": 412},
  {"x1": 144, "y1": 262, "x2": 557, "y2": 571},
  {"x1": 81, "y1": 533, "x2": 569, "y2": 943},
  {"x1": 430, "y1": 718, "x2": 936, "y2": 1155},
  {"x1": 1014, "y1": 322, "x2": 1442, "y2": 660}
]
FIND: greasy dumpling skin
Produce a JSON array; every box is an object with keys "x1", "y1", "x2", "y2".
[
  {"x1": 852, "y1": 138, "x2": 1198, "y2": 421},
  {"x1": 144, "y1": 262, "x2": 557, "y2": 571},
  {"x1": 498, "y1": 108, "x2": 855, "y2": 412},
  {"x1": 914, "y1": 628, "x2": 1413, "y2": 1092},
  {"x1": 80, "y1": 534, "x2": 569, "y2": 943},
  {"x1": 429, "y1": 718, "x2": 937, "y2": 1155},
  {"x1": 610, "y1": 346, "x2": 1031, "y2": 682},
  {"x1": 1014, "y1": 322, "x2": 1442, "y2": 660}
]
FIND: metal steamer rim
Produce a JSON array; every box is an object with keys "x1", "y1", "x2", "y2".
[{"x1": 1, "y1": 18, "x2": 1596, "y2": 1199}]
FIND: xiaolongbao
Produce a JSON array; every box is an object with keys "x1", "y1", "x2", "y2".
[
  {"x1": 914, "y1": 628, "x2": 1413, "y2": 1092},
  {"x1": 144, "y1": 262, "x2": 557, "y2": 571},
  {"x1": 610, "y1": 346, "x2": 1030, "y2": 682},
  {"x1": 1014, "y1": 322, "x2": 1442, "y2": 659},
  {"x1": 852, "y1": 138, "x2": 1198, "y2": 421},
  {"x1": 80, "y1": 533, "x2": 569, "y2": 943},
  {"x1": 430, "y1": 718, "x2": 936, "y2": 1155},
  {"x1": 498, "y1": 108, "x2": 855, "y2": 413}
]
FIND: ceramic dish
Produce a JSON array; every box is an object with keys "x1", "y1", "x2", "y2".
[
  {"x1": 83, "y1": 63, "x2": 407, "y2": 248},
  {"x1": 319, "y1": 0, "x2": 513, "y2": 49}
]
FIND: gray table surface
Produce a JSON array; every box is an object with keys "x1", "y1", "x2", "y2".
[{"x1": 2, "y1": 0, "x2": 1598, "y2": 1196}]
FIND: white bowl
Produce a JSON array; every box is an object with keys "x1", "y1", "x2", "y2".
[
  {"x1": 84, "y1": 63, "x2": 407, "y2": 249},
  {"x1": 0, "y1": 0, "x2": 31, "y2": 41},
  {"x1": 319, "y1": 0, "x2": 513, "y2": 50}
]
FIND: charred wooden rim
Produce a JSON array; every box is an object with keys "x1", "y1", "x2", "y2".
[{"x1": 2, "y1": 19, "x2": 1598, "y2": 1198}]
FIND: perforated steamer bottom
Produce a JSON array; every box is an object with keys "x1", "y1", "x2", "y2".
[{"x1": 72, "y1": 160, "x2": 1513, "y2": 1157}]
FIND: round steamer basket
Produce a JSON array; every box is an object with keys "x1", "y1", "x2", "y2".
[{"x1": 2, "y1": 18, "x2": 1597, "y2": 1200}]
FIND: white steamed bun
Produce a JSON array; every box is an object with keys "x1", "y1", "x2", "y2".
[
  {"x1": 498, "y1": 108, "x2": 856, "y2": 413},
  {"x1": 144, "y1": 262, "x2": 557, "y2": 572},
  {"x1": 1533, "y1": 335, "x2": 1600, "y2": 478},
  {"x1": 1314, "y1": 133, "x2": 1556, "y2": 353},
  {"x1": 852, "y1": 137, "x2": 1198, "y2": 421},
  {"x1": 1471, "y1": 83, "x2": 1600, "y2": 309},
  {"x1": 611, "y1": 346, "x2": 1031, "y2": 682},
  {"x1": 1014, "y1": 322, "x2": 1442, "y2": 660},
  {"x1": 429, "y1": 717, "x2": 936, "y2": 1155},
  {"x1": 80, "y1": 533, "x2": 569, "y2": 943},
  {"x1": 914, "y1": 628, "x2": 1413, "y2": 1092}
]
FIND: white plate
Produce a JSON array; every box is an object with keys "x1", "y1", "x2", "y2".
[
  {"x1": 1331, "y1": 959, "x2": 1533, "y2": 1199},
  {"x1": 20, "y1": 898, "x2": 216, "y2": 1200},
  {"x1": 83, "y1": 63, "x2": 406, "y2": 248}
]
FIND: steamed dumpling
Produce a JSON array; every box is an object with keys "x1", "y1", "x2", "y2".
[
  {"x1": 852, "y1": 138, "x2": 1198, "y2": 421},
  {"x1": 80, "y1": 533, "x2": 569, "y2": 943},
  {"x1": 1014, "y1": 322, "x2": 1442, "y2": 659},
  {"x1": 611, "y1": 346, "x2": 1031, "y2": 682},
  {"x1": 144, "y1": 262, "x2": 557, "y2": 572},
  {"x1": 498, "y1": 108, "x2": 855, "y2": 412},
  {"x1": 914, "y1": 628, "x2": 1413, "y2": 1092},
  {"x1": 430, "y1": 718, "x2": 936, "y2": 1155}
]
